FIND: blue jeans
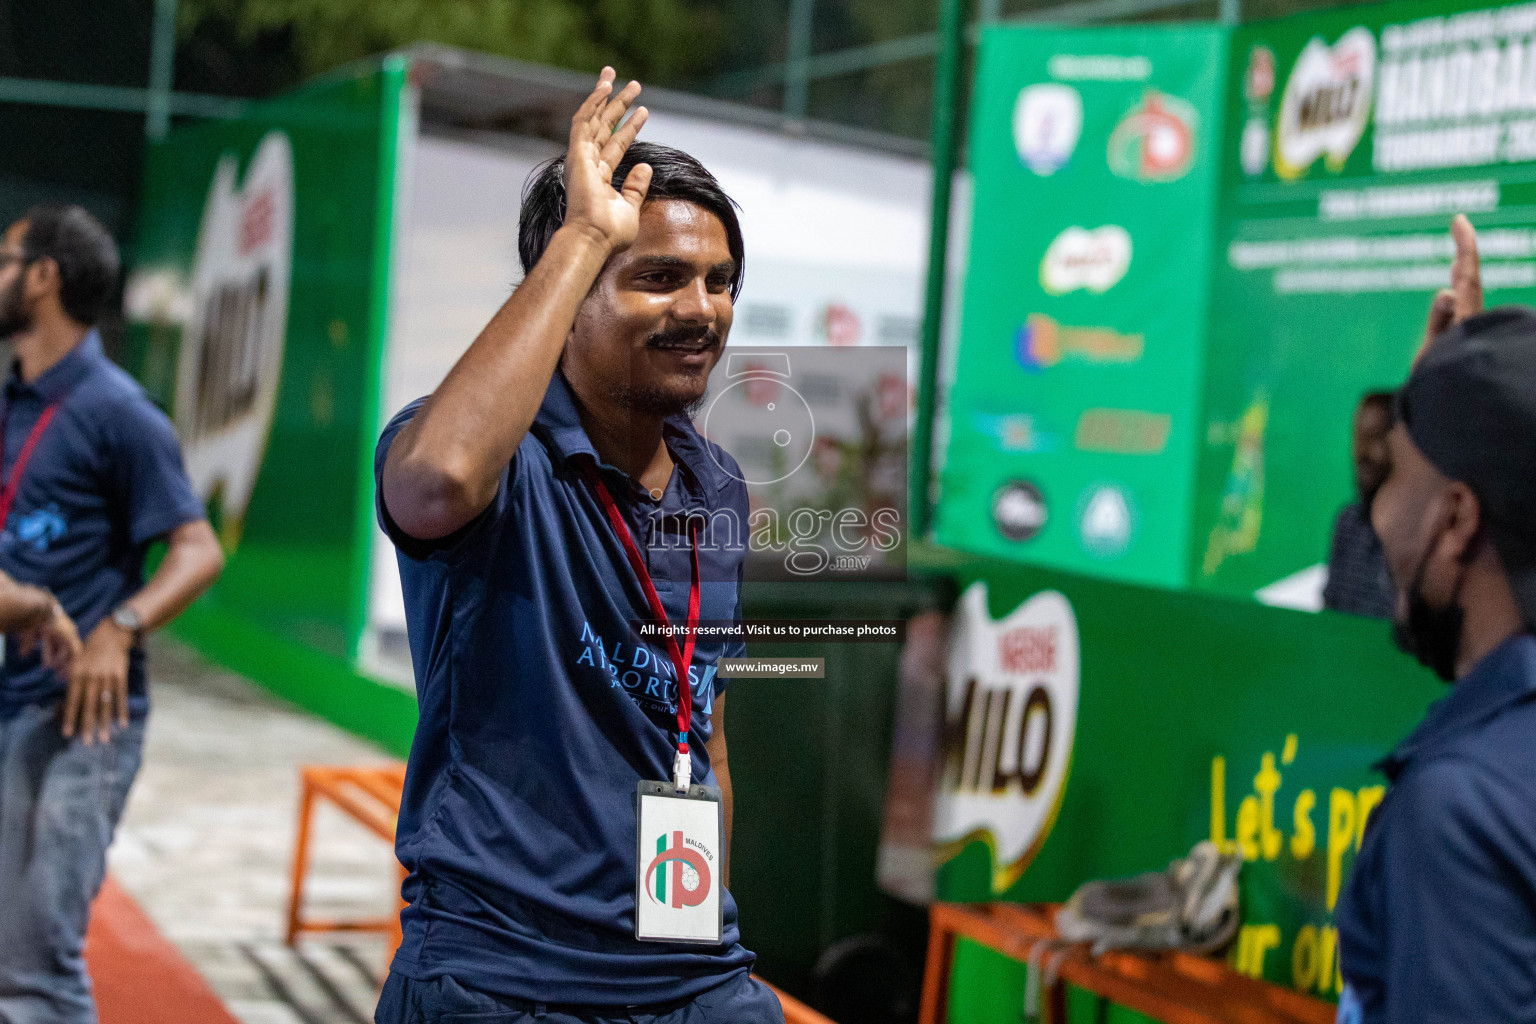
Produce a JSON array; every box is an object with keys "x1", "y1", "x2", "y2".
[
  {"x1": 0, "y1": 703, "x2": 145, "y2": 1024},
  {"x1": 374, "y1": 969, "x2": 786, "y2": 1024}
]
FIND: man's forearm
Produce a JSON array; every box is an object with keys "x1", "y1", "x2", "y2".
[
  {"x1": 115, "y1": 520, "x2": 224, "y2": 633},
  {"x1": 0, "y1": 572, "x2": 53, "y2": 632},
  {"x1": 383, "y1": 226, "x2": 612, "y2": 540}
]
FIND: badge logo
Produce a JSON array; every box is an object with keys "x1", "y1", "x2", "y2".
[
  {"x1": 1016, "y1": 314, "x2": 1144, "y2": 371},
  {"x1": 1274, "y1": 28, "x2": 1377, "y2": 180},
  {"x1": 935, "y1": 583, "x2": 1080, "y2": 894},
  {"x1": 646, "y1": 830, "x2": 713, "y2": 909},
  {"x1": 991, "y1": 480, "x2": 1048, "y2": 542},
  {"x1": 1107, "y1": 91, "x2": 1198, "y2": 182},
  {"x1": 1013, "y1": 84, "x2": 1083, "y2": 176},
  {"x1": 1077, "y1": 484, "x2": 1135, "y2": 558},
  {"x1": 176, "y1": 132, "x2": 295, "y2": 548},
  {"x1": 1040, "y1": 225, "x2": 1132, "y2": 295}
]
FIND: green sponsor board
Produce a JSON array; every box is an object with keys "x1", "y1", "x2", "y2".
[
  {"x1": 928, "y1": 563, "x2": 1443, "y2": 1014},
  {"x1": 936, "y1": 26, "x2": 1229, "y2": 589},
  {"x1": 124, "y1": 61, "x2": 404, "y2": 659},
  {"x1": 1198, "y1": 0, "x2": 1536, "y2": 597},
  {"x1": 944, "y1": 1, "x2": 1536, "y2": 601}
]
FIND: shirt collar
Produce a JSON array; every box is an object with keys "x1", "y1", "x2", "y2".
[
  {"x1": 1377, "y1": 632, "x2": 1536, "y2": 779},
  {"x1": 6, "y1": 331, "x2": 103, "y2": 403},
  {"x1": 531, "y1": 369, "x2": 728, "y2": 496}
]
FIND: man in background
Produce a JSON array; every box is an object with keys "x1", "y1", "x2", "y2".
[
  {"x1": 0, "y1": 205, "x2": 224, "y2": 1024},
  {"x1": 1337, "y1": 215, "x2": 1536, "y2": 1022},
  {"x1": 1323, "y1": 391, "x2": 1396, "y2": 618}
]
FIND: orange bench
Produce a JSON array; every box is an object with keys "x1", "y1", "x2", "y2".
[
  {"x1": 921, "y1": 902, "x2": 1334, "y2": 1024},
  {"x1": 285, "y1": 763, "x2": 409, "y2": 953}
]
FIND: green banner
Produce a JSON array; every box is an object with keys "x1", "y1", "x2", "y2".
[
  {"x1": 124, "y1": 64, "x2": 401, "y2": 659},
  {"x1": 1197, "y1": 0, "x2": 1536, "y2": 597},
  {"x1": 931, "y1": 568, "x2": 1442, "y2": 1014},
  {"x1": 936, "y1": 26, "x2": 1229, "y2": 590}
]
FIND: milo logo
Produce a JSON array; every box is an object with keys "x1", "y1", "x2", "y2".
[
  {"x1": 177, "y1": 131, "x2": 294, "y2": 547},
  {"x1": 934, "y1": 583, "x2": 1080, "y2": 894}
]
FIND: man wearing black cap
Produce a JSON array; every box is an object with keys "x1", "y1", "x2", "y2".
[{"x1": 1336, "y1": 215, "x2": 1536, "y2": 1023}]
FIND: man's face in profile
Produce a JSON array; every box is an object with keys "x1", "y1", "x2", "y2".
[
  {"x1": 565, "y1": 199, "x2": 736, "y2": 418},
  {"x1": 0, "y1": 221, "x2": 34, "y2": 341},
  {"x1": 1353, "y1": 399, "x2": 1392, "y2": 502}
]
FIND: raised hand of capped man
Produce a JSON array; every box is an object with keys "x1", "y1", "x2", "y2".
[{"x1": 1420, "y1": 213, "x2": 1484, "y2": 361}]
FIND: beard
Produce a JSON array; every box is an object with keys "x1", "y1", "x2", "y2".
[
  {"x1": 609, "y1": 377, "x2": 709, "y2": 419},
  {"x1": 0, "y1": 275, "x2": 31, "y2": 340},
  {"x1": 1389, "y1": 538, "x2": 1467, "y2": 683},
  {"x1": 607, "y1": 325, "x2": 721, "y2": 418}
]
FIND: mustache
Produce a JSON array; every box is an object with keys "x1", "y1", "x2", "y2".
[{"x1": 645, "y1": 326, "x2": 721, "y2": 351}]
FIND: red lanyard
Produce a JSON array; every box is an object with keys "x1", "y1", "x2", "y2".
[
  {"x1": 0, "y1": 403, "x2": 62, "y2": 528},
  {"x1": 581, "y1": 461, "x2": 701, "y2": 787}
]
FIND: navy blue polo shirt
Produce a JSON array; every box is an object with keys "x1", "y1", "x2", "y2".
[
  {"x1": 0, "y1": 332, "x2": 205, "y2": 718},
  {"x1": 375, "y1": 370, "x2": 755, "y2": 1005},
  {"x1": 1337, "y1": 632, "x2": 1536, "y2": 1023}
]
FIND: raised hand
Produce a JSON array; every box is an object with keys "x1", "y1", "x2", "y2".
[
  {"x1": 563, "y1": 67, "x2": 651, "y2": 255},
  {"x1": 1419, "y1": 214, "x2": 1483, "y2": 362}
]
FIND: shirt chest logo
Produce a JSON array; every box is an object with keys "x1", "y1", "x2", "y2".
[
  {"x1": 574, "y1": 619, "x2": 718, "y2": 716},
  {"x1": 1, "y1": 503, "x2": 67, "y2": 553}
]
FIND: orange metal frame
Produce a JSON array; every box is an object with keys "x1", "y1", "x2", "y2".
[
  {"x1": 920, "y1": 903, "x2": 1335, "y2": 1024},
  {"x1": 285, "y1": 763, "x2": 409, "y2": 954}
]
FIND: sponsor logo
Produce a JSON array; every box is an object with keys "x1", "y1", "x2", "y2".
[
  {"x1": 1013, "y1": 84, "x2": 1083, "y2": 176},
  {"x1": 991, "y1": 480, "x2": 1048, "y2": 543},
  {"x1": 646, "y1": 829, "x2": 713, "y2": 909},
  {"x1": 935, "y1": 583, "x2": 1080, "y2": 894},
  {"x1": 1040, "y1": 225, "x2": 1132, "y2": 294},
  {"x1": 973, "y1": 412, "x2": 1056, "y2": 454},
  {"x1": 1202, "y1": 391, "x2": 1270, "y2": 577},
  {"x1": 1016, "y1": 314, "x2": 1144, "y2": 371},
  {"x1": 1107, "y1": 91, "x2": 1198, "y2": 182},
  {"x1": 1073, "y1": 409, "x2": 1171, "y2": 455},
  {"x1": 177, "y1": 131, "x2": 295, "y2": 548},
  {"x1": 818, "y1": 303, "x2": 862, "y2": 346},
  {"x1": 1077, "y1": 484, "x2": 1135, "y2": 558},
  {"x1": 1246, "y1": 46, "x2": 1277, "y2": 102},
  {"x1": 1275, "y1": 28, "x2": 1377, "y2": 180},
  {"x1": 1241, "y1": 119, "x2": 1271, "y2": 176}
]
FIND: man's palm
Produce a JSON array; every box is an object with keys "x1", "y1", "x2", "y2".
[{"x1": 564, "y1": 69, "x2": 651, "y2": 253}]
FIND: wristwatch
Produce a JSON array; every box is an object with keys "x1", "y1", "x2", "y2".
[{"x1": 110, "y1": 606, "x2": 145, "y2": 644}]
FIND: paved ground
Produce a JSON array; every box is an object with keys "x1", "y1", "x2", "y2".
[{"x1": 108, "y1": 637, "x2": 405, "y2": 1024}]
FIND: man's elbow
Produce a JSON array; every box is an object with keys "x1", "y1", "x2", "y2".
[{"x1": 382, "y1": 454, "x2": 494, "y2": 541}]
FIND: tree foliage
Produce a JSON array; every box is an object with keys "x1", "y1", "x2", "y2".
[{"x1": 179, "y1": 0, "x2": 727, "y2": 86}]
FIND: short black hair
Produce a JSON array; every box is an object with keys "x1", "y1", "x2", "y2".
[
  {"x1": 19, "y1": 205, "x2": 119, "y2": 326},
  {"x1": 518, "y1": 142, "x2": 744, "y2": 301}
]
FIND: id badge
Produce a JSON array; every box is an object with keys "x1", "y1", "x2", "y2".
[{"x1": 635, "y1": 780, "x2": 725, "y2": 944}]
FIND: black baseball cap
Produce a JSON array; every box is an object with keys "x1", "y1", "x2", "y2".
[{"x1": 1397, "y1": 306, "x2": 1536, "y2": 629}]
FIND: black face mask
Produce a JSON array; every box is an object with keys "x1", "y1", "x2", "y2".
[{"x1": 1391, "y1": 526, "x2": 1469, "y2": 683}]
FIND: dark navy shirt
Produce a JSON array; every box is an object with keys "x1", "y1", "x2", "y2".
[
  {"x1": 375, "y1": 371, "x2": 754, "y2": 1005},
  {"x1": 1323, "y1": 501, "x2": 1395, "y2": 620},
  {"x1": 1337, "y1": 632, "x2": 1536, "y2": 1023},
  {"x1": 0, "y1": 332, "x2": 204, "y2": 718}
]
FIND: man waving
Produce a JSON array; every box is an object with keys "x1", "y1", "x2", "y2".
[{"x1": 374, "y1": 70, "x2": 779, "y2": 1022}]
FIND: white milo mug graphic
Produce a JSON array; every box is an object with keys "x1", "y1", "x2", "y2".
[
  {"x1": 176, "y1": 131, "x2": 294, "y2": 543},
  {"x1": 933, "y1": 582, "x2": 1080, "y2": 894}
]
